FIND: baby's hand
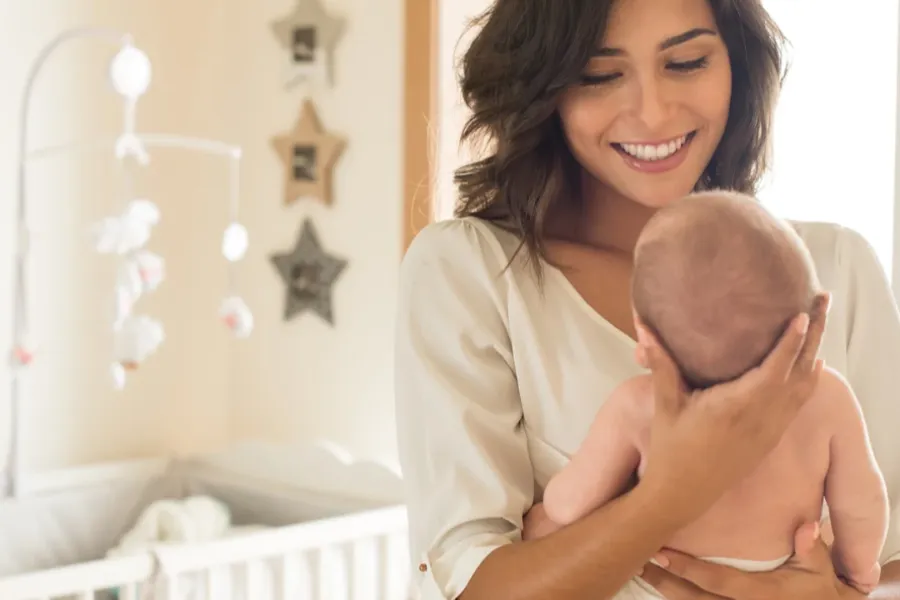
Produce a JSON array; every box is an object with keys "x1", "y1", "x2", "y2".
[
  {"x1": 840, "y1": 563, "x2": 880, "y2": 596},
  {"x1": 522, "y1": 503, "x2": 562, "y2": 541}
]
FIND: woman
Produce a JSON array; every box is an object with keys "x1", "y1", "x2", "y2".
[{"x1": 394, "y1": 0, "x2": 900, "y2": 598}]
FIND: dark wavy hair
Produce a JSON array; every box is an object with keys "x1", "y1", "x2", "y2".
[{"x1": 453, "y1": 0, "x2": 787, "y2": 269}]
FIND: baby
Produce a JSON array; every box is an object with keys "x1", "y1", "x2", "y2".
[{"x1": 534, "y1": 191, "x2": 889, "y2": 595}]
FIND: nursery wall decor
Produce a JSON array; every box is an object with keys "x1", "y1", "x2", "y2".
[
  {"x1": 271, "y1": 0, "x2": 346, "y2": 89},
  {"x1": 7, "y1": 27, "x2": 253, "y2": 498},
  {"x1": 270, "y1": 218, "x2": 347, "y2": 325},
  {"x1": 271, "y1": 98, "x2": 346, "y2": 207}
]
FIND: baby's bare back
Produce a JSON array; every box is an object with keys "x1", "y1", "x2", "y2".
[{"x1": 631, "y1": 376, "x2": 833, "y2": 562}]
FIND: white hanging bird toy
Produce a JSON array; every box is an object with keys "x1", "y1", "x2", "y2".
[{"x1": 11, "y1": 35, "x2": 253, "y2": 391}]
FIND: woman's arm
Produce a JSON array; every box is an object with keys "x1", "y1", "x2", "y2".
[{"x1": 465, "y1": 484, "x2": 692, "y2": 599}]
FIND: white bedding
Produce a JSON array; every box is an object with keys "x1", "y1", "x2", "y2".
[{"x1": 0, "y1": 469, "x2": 178, "y2": 576}]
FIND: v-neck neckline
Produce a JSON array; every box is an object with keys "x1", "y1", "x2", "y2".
[{"x1": 542, "y1": 259, "x2": 639, "y2": 349}]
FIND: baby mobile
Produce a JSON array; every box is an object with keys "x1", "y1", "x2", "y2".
[{"x1": 6, "y1": 28, "x2": 252, "y2": 497}]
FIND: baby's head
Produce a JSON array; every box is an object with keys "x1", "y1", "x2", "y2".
[{"x1": 632, "y1": 190, "x2": 821, "y2": 389}]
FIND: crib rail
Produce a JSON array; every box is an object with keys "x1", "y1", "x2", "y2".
[
  {"x1": 0, "y1": 554, "x2": 154, "y2": 599},
  {"x1": 0, "y1": 505, "x2": 411, "y2": 600}
]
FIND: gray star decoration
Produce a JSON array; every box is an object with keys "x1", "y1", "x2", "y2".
[
  {"x1": 271, "y1": 0, "x2": 346, "y2": 87},
  {"x1": 270, "y1": 219, "x2": 348, "y2": 325}
]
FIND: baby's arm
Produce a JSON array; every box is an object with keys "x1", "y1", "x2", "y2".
[
  {"x1": 542, "y1": 377, "x2": 643, "y2": 527},
  {"x1": 822, "y1": 369, "x2": 889, "y2": 593}
]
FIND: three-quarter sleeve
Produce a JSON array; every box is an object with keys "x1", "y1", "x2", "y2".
[
  {"x1": 395, "y1": 219, "x2": 535, "y2": 598},
  {"x1": 840, "y1": 226, "x2": 900, "y2": 565}
]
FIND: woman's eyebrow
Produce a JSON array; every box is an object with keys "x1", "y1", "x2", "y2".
[{"x1": 592, "y1": 28, "x2": 718, "y2": 57}]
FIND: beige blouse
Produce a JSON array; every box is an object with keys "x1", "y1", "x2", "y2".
[{"x1": 394, "y1": 216, "x2": 900, "y2": 599}]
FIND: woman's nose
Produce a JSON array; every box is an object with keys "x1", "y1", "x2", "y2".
[{"x1": 630, "y1": 75, "x2": 671, "y2": 133}]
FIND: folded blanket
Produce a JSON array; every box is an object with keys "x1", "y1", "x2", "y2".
[{"x1": 106, "y1": 495, "x2": 232, "y2": 557}]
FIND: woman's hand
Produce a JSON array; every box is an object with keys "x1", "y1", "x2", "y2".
[
  {"x1": 635, "y1": 293, "x2": 830, "y2": 523},
  {"x1": 640, "y1": 522, "x2": 864, "y2": 600}
]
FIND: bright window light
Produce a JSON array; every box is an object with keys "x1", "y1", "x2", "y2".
[{"x1": 760, "y1": 1, "x2": 899, "y2": 277}]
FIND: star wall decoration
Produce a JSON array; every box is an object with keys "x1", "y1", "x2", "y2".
[
  {"x1": 271, "y1": 0, "x2": 346, "y2": 88},
  {"x1": 270, "y1": 218, "x2": 347, "y2": 325},
  {"x1": 271, "y1": 98, "x2": 346, "y2": 207}
]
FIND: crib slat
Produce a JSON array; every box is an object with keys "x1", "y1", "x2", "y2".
[
  {"x1": 318, "y1": 544, "x2": 349, "y2": 600},
  {"x1": 383, "y1": 531, "x2": 410, "y2": 600},
  {"x1": 162, "y1": 574, "x2": 179, "y2": 600},
  {"x1": 206, "y1": 566, "x2": 228, "y2": 600},
  {"x1": 279, "y1": 551, "x2": 314, "y2": 600},
  {"x1": 350, "y1": 536, "x2": 379, "y2": 600},
  {"x1": 244, "y1": 559, "x2": 265, "y2": 599},
  {"x1": 205, "y1": 565, "x2": 230, "y2": 600},
  {"x1": 277, "y1": 553, "x2": 296, "y2": 600},
  {"x1": 119, "y1": 582, "x2": 139, "y2": 600}
]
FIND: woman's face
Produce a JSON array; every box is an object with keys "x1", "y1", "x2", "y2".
[{"x1": 558, "y1": 0, "x2": 732, "y2": 209}]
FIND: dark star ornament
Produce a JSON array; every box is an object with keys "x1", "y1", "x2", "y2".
[{"x1": 270, "y1": 218, "x2": 347, "y2": 325}]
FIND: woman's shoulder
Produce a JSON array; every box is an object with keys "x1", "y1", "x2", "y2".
[
  {"x1": 790, "y1": 219, "x2": 877, "y2": 266},
  {"x1": 402, "y1": 217, "x2": 524, "y2": 277},
  {"x1": 789, "y1": 219, "x2": 886, "y2": 293}
]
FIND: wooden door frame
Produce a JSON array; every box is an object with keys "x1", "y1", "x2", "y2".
[{"x1": 403, "y1": 0, "x2": 437, "y2": 253}]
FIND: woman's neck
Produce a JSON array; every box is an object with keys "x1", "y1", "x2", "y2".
[{"x1": 551, "y1": 176, "x2": 657, "y2": 255}]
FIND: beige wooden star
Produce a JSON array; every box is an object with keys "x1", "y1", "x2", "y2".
[
  {"x1": 271, "y1": 0, "x2": 345, "y2": 85},
  {"x1": 271, "y1": 99, "x2": 346, "y2": 206}
]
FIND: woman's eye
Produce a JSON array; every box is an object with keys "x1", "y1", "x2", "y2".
[
  {"x1": 668, "y1": 56, "x2": 709, "y2": 72},
  {"x1": 579, "y1": 56, "x2": 709, "y2": 86},
  {"x1": 580, "y1": 73, "x2": 622, "y2": 86}
]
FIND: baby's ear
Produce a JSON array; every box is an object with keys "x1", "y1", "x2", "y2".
[
  {"x1": 631, "y1": 306, "x2": 645, "y2": 337},
  {"x1": 632, "y1": 308, "x2": 651, "y2": 368}
]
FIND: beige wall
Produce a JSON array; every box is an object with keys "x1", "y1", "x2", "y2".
[
  {"x1": 434, "y1": 0, "x2": 489, "y2": 220},
  {"x1": 0, "y1": 0, "x2": 403, "y2": 480},
  {"x1": 224, "y1": 0, "x2": 403, "y2": 467}
]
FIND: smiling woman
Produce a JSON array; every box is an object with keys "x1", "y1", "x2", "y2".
[
  {"x1": 559, "y1": 20, "x2": 733, "y2": 207},
  {"x1": 396, "y1": 0, "x2": 900, "y2": 599},
  {"x1": 453, "y1": 0, "x2": 783, "y2": 261}
]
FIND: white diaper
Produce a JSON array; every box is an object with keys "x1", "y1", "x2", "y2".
[{"x1": 615, "y1": 555, "x2": 791, "y2": 599}]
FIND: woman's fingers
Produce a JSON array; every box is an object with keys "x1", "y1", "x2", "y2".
[
  {"x1": 656, "y1": 550, "x2": 765, "y2": 599},
  {"x1": 792, "y1": 292, "x2": 830, "y2": 376},
  {"x1": 638, "y1": 325, "x2": 686, "y2": 417},
  {"x1": 639, "y1": 564, "x2": 730, "y2": 599},
  {"x1": 753, "y1": 312, "x2": 809, "y2": 387}
]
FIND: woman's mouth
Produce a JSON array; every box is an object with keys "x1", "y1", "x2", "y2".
[{"x1": 611, "y1": 131, "x2": 698, "y2": 174}]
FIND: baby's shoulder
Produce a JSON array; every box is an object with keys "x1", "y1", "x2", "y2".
[
  {"x1": 609, "y1": 375, "x2": 656, "y2": 424},
  {"x1": 782, "y1": 367, "x2": 863, "y2": 442},
  {"x1": 807, "y1": 366, "x2": 864, "y2": 424}
]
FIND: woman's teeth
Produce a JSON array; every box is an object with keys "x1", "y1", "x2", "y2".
[{"x1": 620, "y1": 134, "x2": 689, "y2": 161}]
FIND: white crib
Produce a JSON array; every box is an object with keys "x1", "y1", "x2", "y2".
[{"x1": 0, "y1": 441, "x2": 412, "y2": 600}]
